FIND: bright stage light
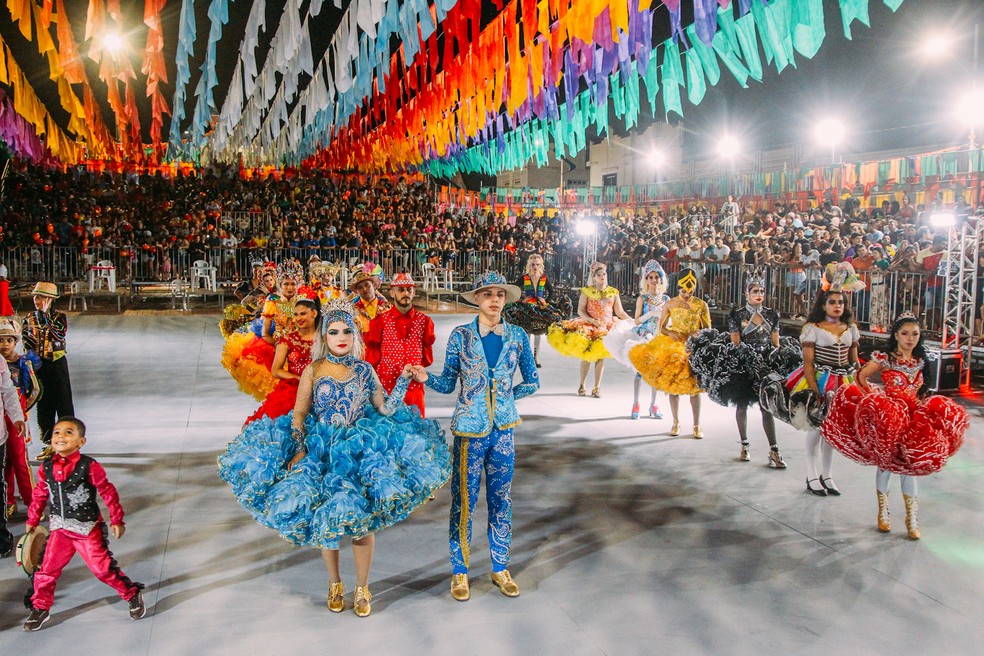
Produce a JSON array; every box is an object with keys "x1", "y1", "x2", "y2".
[
  {"x1": 815, "y1": 117, "x2": 846, "y2": 146},
  {"x1": 102, "y1": 32, "x2": 125, "y2": 54},
  {"x1": 954, "y1": 88, "x2": 984, "y2": 126},
  {"x1": 646, "y1": 149, "x2": 664, "y2": 168},
  {"x1": 920, "y1": 31, "x2": 954, "y2": 59},
  {"x1": 929, "y1": 211, "x2": 957, "y2": 228},
  {"x1": 575, "y1": 218, "x2": 597, "y2": 236},
  {"x1": 717, "y1": 135, "x2": 740, "y2": 159}
]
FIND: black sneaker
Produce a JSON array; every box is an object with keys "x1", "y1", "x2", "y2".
[
  {"x1": 24, "y1": 608, "x2": 50, "y2": 631},
  {"x1": 128, "y1": 592, "x2": 146, "y2": 620}
]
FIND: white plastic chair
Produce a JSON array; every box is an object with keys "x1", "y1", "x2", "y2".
[
  {"x1": 421, "y1": 263, "x2": 438, "y2": 292},
  {"x1": 67, "y1": 281, "x2": 87, "y2": 312},
  {"x1": 170, "y1": 278, "x2": 190, "y2": 311},
  {"x1": 190, "y1": 259, "x2": 216, "y2": 291},
  {"x1": 91, "y1": 259, "x2": 116, "y2": 292}
]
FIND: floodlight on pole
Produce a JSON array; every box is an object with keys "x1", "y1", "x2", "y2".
[
  {"x1": 717, "y1": 135, "x2": 740, "y2": 160},
  {"x1": 920, "y1": 30, "x2": 954, "y2": 59},
  {"x1": 929, "y1": 211, "x2": 957, "y2": 229},
  {"x1": 815, "y1": 117, "x2": 846, "y2": 167},
  {"x1": 575, "y1": 218, "x2": 597, "y2": 237}
]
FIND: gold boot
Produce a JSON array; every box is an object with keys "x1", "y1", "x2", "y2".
[
  {"x1": 354, "y1": 586, "x2": 372, "y2": 617},
  {"x1": 903, "y1": 494, "x2": 920, "y2": 540},
  {"x1": 877, "y1": 492, "x2": 891, "y2": 533},
  {"x1": 327, "y1": 581, "x2": 344, "y2": 613}
]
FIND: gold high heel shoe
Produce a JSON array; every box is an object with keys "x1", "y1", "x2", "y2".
[
  {"x1": 693, "y1": 425, "x2": 703, "y2": 439},
  {"x1": 669, "y1": 422, "x2": 680, "y2": 436},
  {"x1": 354, "y1": 586, "x2": 372, "y2": 617},
  {"x1": 327, "y1": 581, "x2": 344, "y2": 613},
  {"x1": 577, "y1": 385, "x2": 586, "y2": 396},
  {"x1": 591, "y1": 387, "x2": 601, "y2": 398}
]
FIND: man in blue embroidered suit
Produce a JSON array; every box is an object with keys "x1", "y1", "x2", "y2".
[{"x1": 419, "y1": 271, "x2": 540, "y2": 602}]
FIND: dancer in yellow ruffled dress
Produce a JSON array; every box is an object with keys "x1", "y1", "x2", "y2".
[
  {"x1": 221, "y1": 260, "x2": 303, "y2": 400},
  {"x1": 547, "y1": 262, "x2": 629, "y2": 397},
  {"x1": 629, "y1": 268, "x2": 710, "y2": 437}
]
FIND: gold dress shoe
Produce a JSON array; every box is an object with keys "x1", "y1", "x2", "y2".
[
  {"x1": 354, "y1": 586, "x2": 371, "y2": 617},
  {"x1": 450, "y1": 573, "x2": 470, "y2": 601},
  {"x1": 327, "y1": 581, "x2": 344, "y2": 613},
  {"x1": 693, "y1": 425, "x2": 703, "y2": 439},
  {"x1": 669, "y1": 422, "x2": 680, "y2": 437},
  {"x1": 490, "y1": 570, "x2": 520, "y2": 597},
  {"x1": 6, "y1": 503, "x2": 16, "y2": 520}
]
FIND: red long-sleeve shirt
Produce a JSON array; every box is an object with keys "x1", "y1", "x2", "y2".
[{"x1": 27, "y1": 451, "x2": 126, "y2": 529}]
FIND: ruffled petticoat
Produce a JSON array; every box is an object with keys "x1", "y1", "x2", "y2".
[
  {"x1": 218, "y1": 406, "x2": 451, "y2": 548},
  {"x1": 504, "y1": 297, "x2": 573, "y2": 335},
  {"x1": 602, "y1": 320, "x2": 654, "y2": 367},
  {"x1": 244, "y1": 378, "x2": 300, "y2": 426},
  {"x1": 546, "y1": 318, "x2": 615, "y2": 362},
  {"x1": 822, "y1": 384, "x2": 968, "y2": 475},
  {"x1": 687, "y1": 329, "x2": 802, "y2": 407},
  {"x1": 629, "y1": 334, "x2": 702, "y2": 396},
  {"x1": 221, "y1": 319, "x2": 277, "y2": 401},
  {"x1": 759, "y1": 363, "x2": 855, "y2": 431}
]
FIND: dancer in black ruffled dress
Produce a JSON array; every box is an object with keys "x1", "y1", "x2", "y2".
[{"x1": 689, "y1": 270, "x2": 801, "y2": 466}]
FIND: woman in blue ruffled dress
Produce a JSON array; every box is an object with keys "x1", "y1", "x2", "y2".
[{"x1": 219, "y1": 299, "x2": 451, "y2": 618}]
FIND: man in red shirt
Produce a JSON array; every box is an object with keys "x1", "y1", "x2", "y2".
[{"x1": 364, "y1": 273, "x2": 435, "y2": 416}]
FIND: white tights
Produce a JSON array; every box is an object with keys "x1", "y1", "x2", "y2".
[
  {"x1": 633, "y1": 373, "x2": 657, "y2": 406},
  {"x1": 876, "y1": 468, "x2": 917, "y2": 496},
  {"x1": 804, "y1": 429, "x2": 834, "y2": 481}
]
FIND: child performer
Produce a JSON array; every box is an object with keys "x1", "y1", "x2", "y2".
[
  {"x1": 219, "y1": 299, "x2": 449, "y2": 617},
  {"x1": 603, "y1": 260, "x2": 670, "y2": 419},
  {"x1": 760, "y1": 286, "x2": 860, "y2": 497},
  {"x1": 823, "y1": 313, "x2": 968, "y2": 538},
  {"x1": 547, "y1": 262, "x2": 629, "y2": 397},
  {"x1": 0, "y1": 342, "x2": 26, "y2": 557},
  {"x1": 689, "y1": 270, "x2": 801, "y2": 465},
  {"x1": 629, "y1": 268, "x2": 711, "y2": 438},
  {"x1": 503, "y1": 253, "x2": 572, "y2": 368},
  {"x1": 1, "y1": 318, "x2": 39, "y2": 517},
  {"x1": 23, "y1": 417, "x2": 145, "y2": 631},
  {"x1": 423, "y1": 272, "x2": 540, "y2": 602},
  {"x1": 365, "y1": 273, "x2": 436, "y2": 417},
  {"x1": 22, "y1": 282, "x2": 74, "y2": 458}
]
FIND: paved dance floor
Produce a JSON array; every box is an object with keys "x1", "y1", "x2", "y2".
[{"x1": 1, "y1": 314, "x2": 981, "y2": 654}]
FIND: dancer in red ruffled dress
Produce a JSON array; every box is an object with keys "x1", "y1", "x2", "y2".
[
  {"x1": 243, "y1": 287, "x2": 318, "y2": 426},
  {"x1": 823, "y1": 313, "x2": 969, "y2": 539}
]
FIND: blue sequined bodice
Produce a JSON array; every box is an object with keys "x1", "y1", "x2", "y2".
[
  {"x1": 313, "y1": 361, "x2": 376, "y2": 427},
  {"x1": 636, "y1": 294, "x2": 667, "y2": 336}
]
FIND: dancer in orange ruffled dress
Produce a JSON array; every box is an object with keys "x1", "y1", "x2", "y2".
[{"x1": 822, "y1": 313, "x2": 968, "y2": 539}]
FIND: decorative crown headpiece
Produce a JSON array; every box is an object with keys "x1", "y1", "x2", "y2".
[
  {"x1": 677, "y1": 268, "x2": 698, "y2": 293},
  {"x1": 893, "y1": 311, "x2": 918, "y2": 324},
  {"x1": 640, "y1": 260, "x2": 667, "y2": 294},
  {"x1": 745, "y1": 267, "x2": 767, "y2": 293},
  {"x1": 276, "y1": 259, "x2": 304, "y2": 284},
  {"x1": 321, "y1": 298, "x2": 357, "y2": 335}
]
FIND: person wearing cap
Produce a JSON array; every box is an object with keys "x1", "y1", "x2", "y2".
[
  {"x1": 22, "y1": 283, "x2": 74, "y2": 458},
  {"x1": 1, "y1": 318, "x2": 39, "y2": 519},
  {"x1": 421, "y1": 271, "x2": 540, "y2": 602},
  {"x1": 364, "y1": 273, "x2": 435, "y2": 416},
  {"x1": 348, "y1": 262, "x2": 391, "y2": 334},
  {"x1": 0, "y1": 328, "x2": 27, "y2": 556}
]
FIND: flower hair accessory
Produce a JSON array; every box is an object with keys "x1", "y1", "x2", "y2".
[{"x1": 296, "y1": 285, "x2": 319, "y2": 303}]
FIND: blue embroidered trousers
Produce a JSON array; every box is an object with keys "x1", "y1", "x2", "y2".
[{"x1": 449, "y1": 428, "x2": 514, "y2": 574}]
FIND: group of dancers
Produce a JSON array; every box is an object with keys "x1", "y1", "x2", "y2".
[{"x1": 0, "y1": 247, "x2": 969, "y2": 630}]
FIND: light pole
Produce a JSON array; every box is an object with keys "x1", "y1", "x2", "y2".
[{"x1": 717, "y1": 135, "x2": 740, "y2": 197}]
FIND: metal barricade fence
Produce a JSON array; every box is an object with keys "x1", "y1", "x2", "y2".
[{"x1": 0, "y1": 245, "x2": 951, "y2": 333}]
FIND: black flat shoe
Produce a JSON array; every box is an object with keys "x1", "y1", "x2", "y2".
[
  {"x1": 819, "y1": 476, "x2": 841, "y2": 496},
  {"x1": 806, "y1": 478, "x2": 827, "y2": 496}
]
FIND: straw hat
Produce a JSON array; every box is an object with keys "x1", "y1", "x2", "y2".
[{"x1": 31, "y1": 282, "x2": 59, "y2": 298}]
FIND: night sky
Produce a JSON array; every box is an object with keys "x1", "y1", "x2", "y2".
[{"x1": 1, "y1": 0, "x2": 981, "y2": 165}]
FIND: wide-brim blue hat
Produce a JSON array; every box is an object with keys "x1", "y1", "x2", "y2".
[{"x1": 460, "y1": 271, "x2": 521, "y2": 305}]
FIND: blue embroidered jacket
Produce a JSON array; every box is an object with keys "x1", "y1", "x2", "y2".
[{"x1": 426, "y1": 318, "x2": 540, "y2": 437}]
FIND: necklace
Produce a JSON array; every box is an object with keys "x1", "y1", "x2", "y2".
[{"x1": 324, "y1": 350, "x2": 356, "y2": 366}]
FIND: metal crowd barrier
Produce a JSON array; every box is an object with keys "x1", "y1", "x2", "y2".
[{"x1": 0, "y1": 245, "x2": 953, "y2": 333}]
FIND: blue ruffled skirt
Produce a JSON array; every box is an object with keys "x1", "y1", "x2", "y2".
[{"x1": 218, "y1": 406, "x2": 451, "y2": 548}]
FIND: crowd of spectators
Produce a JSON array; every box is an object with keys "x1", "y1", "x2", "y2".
[{"x1": 1, "y1": 163, "x2": 981, "y2": 335}]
